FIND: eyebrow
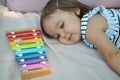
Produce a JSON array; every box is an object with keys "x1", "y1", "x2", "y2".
[
  {"x1": 55, "y1": 19, "x2": 60, "y2": 29},
  {"x1": 52, "y1": 19, "x2": 61, "y2": 38}
]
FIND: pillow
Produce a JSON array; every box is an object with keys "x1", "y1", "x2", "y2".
[
  {"x1": 7, "y1": 0, "x2": 120, "y2": 13},
  {"x1": 7, "y1": 0, "x2": 49, "y2": 13},
  {"x1": 78, "y1": 0, "x2": 120, "y2": 8}
]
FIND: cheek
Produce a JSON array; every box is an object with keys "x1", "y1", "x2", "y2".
[
  {"x1": 43, "y1": 22, "x2": 54, "y2": 36},
  {"x1": 64, "y1": 24, "x2": 80, "y2": 33}
]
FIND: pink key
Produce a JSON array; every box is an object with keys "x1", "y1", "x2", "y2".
[{"x1": 20, "y1": 62, "x2": 50, "y2": 71}]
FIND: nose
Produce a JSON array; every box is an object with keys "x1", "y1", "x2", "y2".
[
  {"x1": 57, "y1": 29, "x2": 65, "y2": 38},
  {"x1": 58, "y1": 30, "x2": 70, "y2": 40},
  {"x1": 64, "y1": 33, "x2": 71, "y2": 40}
]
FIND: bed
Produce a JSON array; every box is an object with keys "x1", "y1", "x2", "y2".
[{"x1": 0, "y1": 0, "x2": 120, "y2": 80}]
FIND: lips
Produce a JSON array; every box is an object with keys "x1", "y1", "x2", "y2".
[{"x1": 65, "y1": 33, "x2": 73, "y2": 41}]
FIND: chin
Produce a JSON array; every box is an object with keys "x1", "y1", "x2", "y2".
[
  {"x1": 61, "y1": 40, "x2": 80, "y2": 45},
  {"x1": 70, "y1": 38, "x2": 80, "y2": 44}
]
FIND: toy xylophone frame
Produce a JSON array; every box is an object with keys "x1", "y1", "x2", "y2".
[
  {"x1": 22, "y1": 68, "x2": 51, "y2": 80},
  {"x1": 6, "y1": 28, "x2": 51, "y2": 80}
]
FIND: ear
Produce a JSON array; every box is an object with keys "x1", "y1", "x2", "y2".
[{"x1": 70, "y1": 8, "x2": 80, "y2": 16}]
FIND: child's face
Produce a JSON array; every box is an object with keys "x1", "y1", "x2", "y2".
[{"x1": 43, "y1": 9, "x2": 81, "y2": 44}]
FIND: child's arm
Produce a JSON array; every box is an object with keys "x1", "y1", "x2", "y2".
[
  {"x1": 88, "y1": 28, "x2": 120, "y2": 75},
  {"x1": 86, "y1": 14, "x2": 120, "y2": 75}
]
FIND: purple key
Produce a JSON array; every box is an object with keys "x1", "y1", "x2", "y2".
[{"x1": 18, "y1": 57, "x2": 48, "y2": 65}]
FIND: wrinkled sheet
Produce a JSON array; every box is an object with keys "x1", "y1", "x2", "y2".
[{"x1": 0, "y1": 5, "x2": 120, "y2": 80}]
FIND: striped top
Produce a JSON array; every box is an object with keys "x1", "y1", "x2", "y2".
[{"x1": 81, "y1": 6, "x2": 120, "y2": 49}]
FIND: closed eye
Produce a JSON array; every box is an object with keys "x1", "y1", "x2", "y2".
[
  {"x1": 61, "y1": 22, "x2": 64, "y2": 28},
  {"x1": 56, "y1": 22, "x2": 64, "y2": 39},
  {"x1": 57, "y1": 34, "x2": 60, "y2": 39}
]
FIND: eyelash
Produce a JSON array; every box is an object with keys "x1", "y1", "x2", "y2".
[
  {"x1": 61, "y1": 22, "x2": 64, "y2": 28},
  {"x1": 57, "y1": 35, "x2": 60, "y2": 39},
  {"x1": 57, "y1": 22, "x2": 64, "y2": 39}
]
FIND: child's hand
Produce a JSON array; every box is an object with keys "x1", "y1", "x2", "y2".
[{"x1": 108, "y1": 49, "x2": 120, "y2": 75}]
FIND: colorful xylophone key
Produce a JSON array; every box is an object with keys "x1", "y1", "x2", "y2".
[{"x1": 6, "y1": 28, "x2": 51, "y2": 80}]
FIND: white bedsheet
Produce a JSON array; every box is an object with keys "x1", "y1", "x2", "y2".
[{"x1": 0, "y1": 5, "x2": 120, "y2": 80}]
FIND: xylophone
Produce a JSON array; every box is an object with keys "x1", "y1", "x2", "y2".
[{"x1": 6, "y1": 28, "x2": 51, "y2": 80}]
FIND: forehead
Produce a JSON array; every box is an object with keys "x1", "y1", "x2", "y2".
[
  {"x1": 43, "y1": 9, "x2": 70, "y2": 26},
  {"x1": 43, "y1": 15, "x2": 58, "y2": 28},
  {"x1": 43, "y1": 10, "x2": 63, "y2": 27},
  {"x1": 44, "y1": 9, "x2": 67, "y2": 21},
  {"x1": 42, "y1": 12, "x2": 60, "y2": 36}
]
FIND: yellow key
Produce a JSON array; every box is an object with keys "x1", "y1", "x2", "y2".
[{"x1": 9, "y1": 38, "x2": 43, "y2": 46}]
